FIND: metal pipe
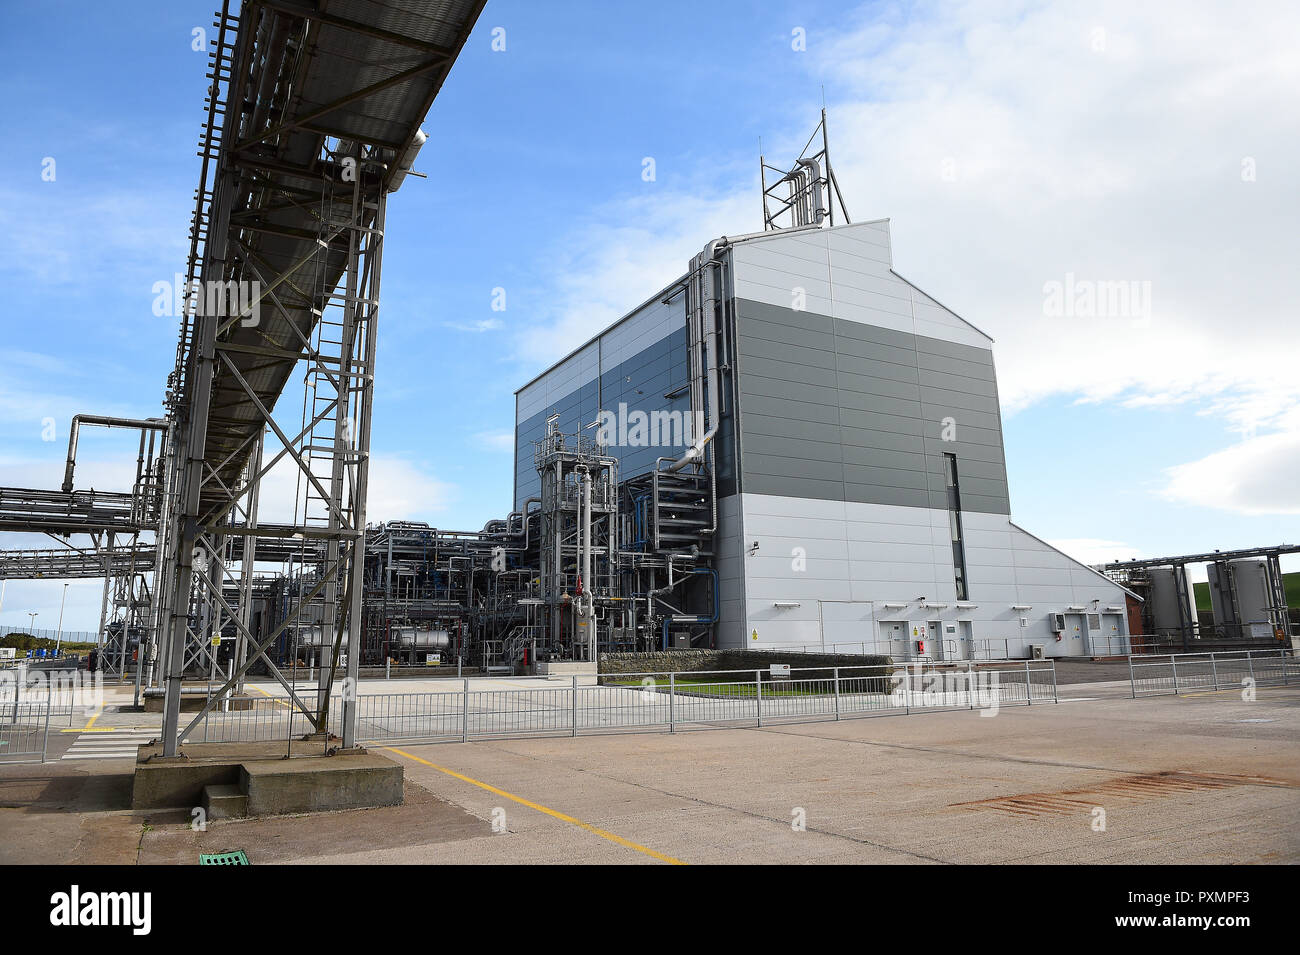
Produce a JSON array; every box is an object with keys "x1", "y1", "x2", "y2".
[
  {"x1": 670, "y1": 240, "x2": 724, "y2": 472},
  {"x1": 62, "y1": 414, "x2": 168, "y2": 493}
]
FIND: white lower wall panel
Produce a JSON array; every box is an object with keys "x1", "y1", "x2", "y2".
[{"x1": 734, "y1": 493, "x2": 1131, "y2": 658}]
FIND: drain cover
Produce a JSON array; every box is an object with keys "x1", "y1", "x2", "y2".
[{"x1": 199, "y1": 850, "x2": 250, "y2": 865}]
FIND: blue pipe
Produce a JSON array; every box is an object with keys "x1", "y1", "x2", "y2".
[{"x1": 660, "y1": 567, "x2": 719, "y2": 650}]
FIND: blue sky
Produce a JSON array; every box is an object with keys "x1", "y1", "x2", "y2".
[{"x1": 1, "y1": 0, "x2": 1298, "y2": 629}]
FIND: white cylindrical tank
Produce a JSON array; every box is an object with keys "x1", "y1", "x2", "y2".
[
  {"x1": 393, "y1": 626, "x2": 450, "y2": 650},
  {"x1": 295, "y1": 626, "x2": 349, "y2": 649},
  {"x1": 1228, "y1": 559, "x2": 1272, "y2": 625},
  {"x1": 1147, "y1": 567, "x2": 1195, "y2": 634}
]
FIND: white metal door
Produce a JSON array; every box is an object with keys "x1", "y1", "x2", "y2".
[
  {"x1": 927, "y1": 621, "x2": 943, "y2": 660},
  {"x1": 880, "y1": 620, "x2": 908, "y2": 660}
]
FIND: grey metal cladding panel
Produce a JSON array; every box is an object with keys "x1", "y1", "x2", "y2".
[
  {"x1": 918, "y1": 368, "x2": 996, "y2": 398},
  {"x1": 746, "y1": 472, "x2": 845, "y2": 501},
  {"x1": 838, "y1": 389, "x2": 924, "y2": 419},
  {"x1": 744, "y1": 453, "x2": 844, "y2": 483},
  {"x1": 831, "y1": 317, "x2": 915, "y2": 350},
  {"x1": 736, "y1": 298, "x2": 834, "y2": 335},
  {"x1": 730, "y1": 298, "x2": 1009, "y2": 512},
  {"x1": 845, "y1": 482, "x2": 931, "y2": 508},
  {"x1": 838, "y1": 407, "x2": 930, "y2": 437},
  {"x1": 736, "y1": 313, "x2": 837, "y2": 352},
  {"x1": 842, "y1": 463, "x2": 930, "y2": 491},
  {"x1": 956, "y1": 492, "x2": 1010, "y2": 514},
  {"x1": 833, "y1": 333, "x2": 923, "y2": 369},
  {"x1": 743, "y1": 431, "x2": 844, "y2": 462},
  {"x1": 738, "y1": 333, "x2": 836, "y2": 371},
  {"x1": 739, "y1": 355, "x2": 836, "y2": 388},
  {"x1": 918, "y1": 404, "x2": 1003, "y2": 436},
  {"x1": 743, "y1": 412, "x2": 842, "y2": 444},
  {"x1": 917, "y1": 350, "x2": 998, "y2": 380},
  {"x1": 918, "y1": 383, "x2": 999, "y2": 416},
  {"x1": 841, "y1": 444, "x2": 928, "y2": 472},
  {"x1": 834, "y1": 372, "x2": 922, "y2": 403},
  {"x1": 837, "y1": 353, "x2": 921, "y2": 385},
  {"x1": 939, "y1": 455, "x2": 1007, "y2": 483},
  {"x1": 840, "y1": 425, "x2": 925, "y2": 454},
  {"x1": 915, "y1": 336, "x2": 994, "y2": 366},
  {"x1": 924, "y1": 436, "x2": 1006, "y2": 464},
  {"x1": 922, "y1": 472, "x2": 1010, "y2": 514},
  {"x1": 926, "y1": 422, "x2": 1005, "y2": 448},
  {"x1": 736, "y1": 374, "x2": 841, "y2": 409},
  {"x1": 742, "y1": 393, "x2": 841, "y2": 426},
  {"x1": 953, "y1": 474, "x2": 1009, "y2": 499}
]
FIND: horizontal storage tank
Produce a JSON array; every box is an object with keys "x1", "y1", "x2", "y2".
[
  {"x1": 393, "y1": 626, "x2": 450, "y2": 650},
  {"x1": 294, "y1": 626, "x2": 349, "y2": 649}
]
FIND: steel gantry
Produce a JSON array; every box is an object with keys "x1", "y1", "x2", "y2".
[{"x1": 154, "y1": 0, "x2": 485, "y2": 756}]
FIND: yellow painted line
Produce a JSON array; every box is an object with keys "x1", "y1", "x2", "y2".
[
  {"x1": 385, "y1": 746, "x2": 686, "y2": 865},
  {"x1": 1177, "y1": 684, "x2": 1290, "y2": 699},
  {"x1": 61, "y1": 705, "x2": 114, "y2": 733},
  {"x1": 248, "y1": 684, "x2": 292, "y2": 707}
]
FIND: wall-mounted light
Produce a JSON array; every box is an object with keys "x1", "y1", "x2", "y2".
[{"x1": 773, "y1": 601, "x2": 801, "y2": 609}]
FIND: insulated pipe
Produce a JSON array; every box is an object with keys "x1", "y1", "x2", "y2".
[
  {"x1": 798, "y1": 158, "x2": 827, "y2": 224},
  {"x1": 388, "y1": 128, "x2": 427, "y2": 193},
  {"x1": 63, "y1": 415, "x2": 168, "y2": 493},
  {"x1": 580, "y1": 470, "x2": 592, "y2": 609},
  {"x1": 581, "y1": 469, "x2": 595, "y2": 660},
  {"x1": 669, "y1": 239, "x2": 724, "y2": 472}
]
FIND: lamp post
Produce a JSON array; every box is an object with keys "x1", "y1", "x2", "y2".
[{"x1": 55, "y1": 583, "x2": 69, "y2": 658}]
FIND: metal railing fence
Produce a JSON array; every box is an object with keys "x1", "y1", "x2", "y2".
[
  {"x1": 185, "y1": 660, "x2": 1059, "y2": 746},
  {"x1": 0, "y1": 664, "x2": 78, "y2": 724},
  {"x1": 1129, "y1": 649, "x2": 1297, "y2": 697},
  {"x1": 0, "y1": 674, "x2": 55, "y2": 763}
]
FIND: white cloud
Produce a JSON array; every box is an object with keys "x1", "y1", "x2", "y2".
[
  {"x1": 473, "y1": 430, "x2": 515, "y2": 452},
  {"x1": 0, "y1": 453, "x2": 140, "y2": 495},
  {"x1": 444, "y1": 318, "x2": 502, "y2": 333},
  {"x1": 1161, "y1": 430, "x2": 1300, "y2": 516},
  {"x1": 253, "y1": 452, "x2": 454, "y2": 525},
  {"x1": 812, "y1": 0, "x2": 1300, "y2": 433},
  {"x1": 367, "y1": 456, "x2": 455, "y2": 521},
  {"x1": 512, "y1": 188, "x2": 757, "y2": 367}
]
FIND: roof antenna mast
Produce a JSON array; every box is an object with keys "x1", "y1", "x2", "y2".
[{"x1": 760, "y1": 107, "x2": 851, "y2": 231}]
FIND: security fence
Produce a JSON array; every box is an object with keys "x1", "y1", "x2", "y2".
[
  {"x1": 1129, "y1": 649, "x2": 1297, "y2": 697},
  {"x1": 0, "y1": 672, "x2": 56, "y2": 763},
  {"x1": 184, "y1": 660, "x2": 1059, "y2": 746}
]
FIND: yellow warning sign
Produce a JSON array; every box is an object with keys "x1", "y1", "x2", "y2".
[{"x1": 751, "y1": 629, "x2": 758, "y2": 641}]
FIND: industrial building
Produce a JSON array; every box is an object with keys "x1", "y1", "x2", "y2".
[
  {"x1": 1, "y1": 112, "x2": 1148, "y2": 701},
  {"x1": 511, "y1": 178, "x2": 1135, "y2": 661}
]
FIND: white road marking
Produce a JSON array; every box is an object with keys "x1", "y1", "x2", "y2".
[{"x1": 61, "y1": 728, "x2": 160, "y2": 760}]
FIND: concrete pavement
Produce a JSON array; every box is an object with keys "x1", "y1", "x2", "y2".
[{"x1": 2, "y1": 683, "x2": 1296, "y2": 864}]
